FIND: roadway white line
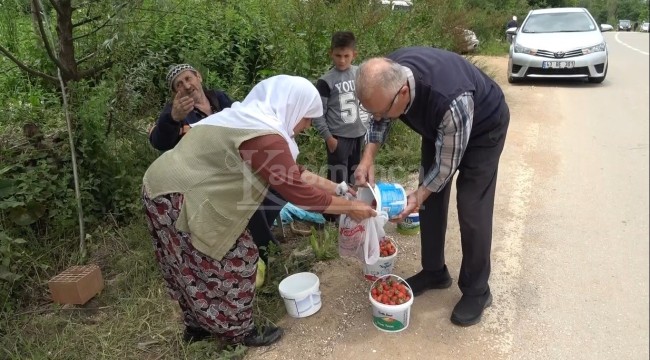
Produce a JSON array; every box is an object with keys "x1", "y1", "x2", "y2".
[{"x1": 614, "y1": 33, "x2": 650, "y2": 55}]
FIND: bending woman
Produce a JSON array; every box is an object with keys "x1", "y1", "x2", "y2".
[{"x1": 141, "y1": 75, "x2": 375, "y2": 347}]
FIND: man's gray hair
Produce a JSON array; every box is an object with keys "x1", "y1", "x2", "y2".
[{"x1": 356, "y1": 58, "x2": 406, "y2": 100}]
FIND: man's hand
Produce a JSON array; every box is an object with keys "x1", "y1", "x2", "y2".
[
  {"x1": 171, "y1": 91, "x2": 194, "y2": 122},
  {"x1": 326, "y1": 137, "x2": 338, "y2": 153},
  {"x1": 394, "y1": 186, "x2": 432, "y2": 222},
  {"x1": 354, "y1": 143, "x2": 380, "y2": 187},
  {"x1": 392, "y1": 192, "x2": 419, "y2": 222},
  {"x1": 354, "y1": 162, "x2": 375, "y2": 187}
]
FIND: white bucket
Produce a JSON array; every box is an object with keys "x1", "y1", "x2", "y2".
[
  {"x1": 278, "y1": 272, "x2": 322, "y2": 318},
  {"x1": 368, "y1": 274, "x2": 414, "y2": 332},
  {"x1": 363, "y1": 237, "x2": 398, "y2": 281}
]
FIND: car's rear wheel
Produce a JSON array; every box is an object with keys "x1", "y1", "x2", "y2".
[{"x1": 588, "y1": 64, "x2": 607, "y2": 84}]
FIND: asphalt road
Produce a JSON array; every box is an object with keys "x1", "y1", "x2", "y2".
[
  {"x1": 248, "y1": 32, "x2": 649, "y2": 360},
  {"x1": 493, "y1": 31, "x2": 649, "y2": 359}
]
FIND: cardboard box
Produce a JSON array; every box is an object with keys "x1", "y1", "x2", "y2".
[{"x1": 48, "y1": 264, "x2": 104, "y2": 305}]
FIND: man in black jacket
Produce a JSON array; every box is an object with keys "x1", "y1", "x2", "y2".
[
  {"x1": 149, "y1": 64, "x2": 233, "y2": 151},
  {"x1": 506, "y1": 16, "x2": 518, "y2": 43},
  {"x1": 354, "y1": 47, "x2": 510, "y2": 326},
  {"x1": 506, "y1": 15, "x2": 518, "y2": 30}
]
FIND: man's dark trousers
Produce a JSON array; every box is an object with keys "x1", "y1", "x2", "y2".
[
  {"x1": 326, "y1": 135, "x2": 363, "y2": 185},
  {"x1": 324, "y1": 135, "x2": 363, "y2": 222},
  {"x1": 419, "y1": 102, "x2": 510, "y2": 296},
  {"x1": 247, "y1": 188, "x2": 286, "y2": 261}
]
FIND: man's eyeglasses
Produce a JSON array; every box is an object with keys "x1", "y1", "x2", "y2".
[{"x1": 359, "y1": 85, "x2": 404, "y2": 120}]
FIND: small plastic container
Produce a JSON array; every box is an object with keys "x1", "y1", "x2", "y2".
[{"x1": 397, "y1": 213, "x2": 420, "y2": 235}]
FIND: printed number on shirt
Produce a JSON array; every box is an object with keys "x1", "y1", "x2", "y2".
[
  {"x1": 339, "y1": 92, "x2": 359, "y2": 124},
  {"x1": 358, "y1": 108, "x2": 370, "y2": 129}
]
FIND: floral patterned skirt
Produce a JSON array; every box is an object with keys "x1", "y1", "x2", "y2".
[{"x1": 142, "y1": 189, "x2": 258, "y2": 341}]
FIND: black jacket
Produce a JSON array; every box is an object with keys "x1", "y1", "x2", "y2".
[{"x1": 149, "y1": 88, "x2": 233, "y2": 151}]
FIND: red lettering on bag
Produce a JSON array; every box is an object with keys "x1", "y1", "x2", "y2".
[{"x1": 340, "y1": 224, "x2": 365, "y2": 237}]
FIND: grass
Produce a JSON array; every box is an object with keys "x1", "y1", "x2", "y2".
[
  {"x1": 477, "y1": 38, "x2": 511, "y2": 56},
  {"x1": 0, "y1": 219, "x2": 337, "y2": 359},
  {"x1": 308, "y1": 224, "x2": 339, "y2": 261}
]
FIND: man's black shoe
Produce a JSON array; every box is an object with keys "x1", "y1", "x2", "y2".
[
  {"x1": 450, "y1": 288, "x2": 493, "y2": 326},
  {"x1": 405, "y1": 265, "x2": 453, "y2": 297},
  {"x1": 243, "y1": 326, "x2": 283, "y2": 347},
  {"x1": 182, "y1": 326, "x2": 212, "y2": 343}
]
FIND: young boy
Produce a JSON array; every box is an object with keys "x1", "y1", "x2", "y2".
[{"x1": 313, "y1": 31, "x2": 368, "y2": 221}]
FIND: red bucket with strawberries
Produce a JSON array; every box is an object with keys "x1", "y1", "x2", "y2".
[
  {"x1": 363, "y1": 236, "x2": 397, "y2": 281},
  {"x1": 368, "y1": 274, "x2": 414, "y2": 332}
]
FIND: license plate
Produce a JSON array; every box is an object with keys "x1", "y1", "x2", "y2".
[{"x1": 542, "y1": 61, "x2": 575, "y2": 69}]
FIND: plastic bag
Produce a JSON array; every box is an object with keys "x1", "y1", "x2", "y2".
[{"x1": 338, "y1": 213, "x2": 388, "y2": 264}]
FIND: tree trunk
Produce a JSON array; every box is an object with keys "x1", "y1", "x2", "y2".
[
  {"x1": 55, "y1": 0, "x2": 78, "y2": 82},
  {"x1": 3, "y1": 0, "x2": 118, "y2": 85}
]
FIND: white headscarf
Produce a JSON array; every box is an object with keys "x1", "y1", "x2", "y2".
[{"x1": 192, "y1": 75, "x2": 323, "y2": 159}]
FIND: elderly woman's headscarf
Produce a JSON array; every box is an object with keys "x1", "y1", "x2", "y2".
[{"x1": 193, "y1": 75, "x2": 322, "y2": 159}]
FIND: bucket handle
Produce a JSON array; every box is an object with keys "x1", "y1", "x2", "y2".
[
  {"x1": 366, "y1": 184, "x2": 379, "y2": 205},
  {"x1": 357, "y1": 183, "x2": 379, "y2": 210},
  {"x1": 369, "y1": 274, "x2": 414, "y2": 298},
  {"x1": 363, "y1": 184, "x2": 391, "y2": 219}
]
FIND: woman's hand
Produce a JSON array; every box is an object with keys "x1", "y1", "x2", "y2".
[
  {"x1": 325, "y1": 195, "x2": 375, "y2": 221},
  {"x1": 346, "y1": 200, "x2": 376, "y2": 222}
]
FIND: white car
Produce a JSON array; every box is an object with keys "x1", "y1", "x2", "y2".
[
  {"x1": 507, "y1": 7, "x2": 610, "y2": 84},
  {"x1": 449, "y1": 27, "x2": 480, "y2": 53},
  {"x1": 379, "y1": 0, "x2": 413, "y2": 10},
  {"x1": 641, "y1": 22, "x2": 649, "y2": 32},
  {"x1": 464, "y1": 29, "x2": 480, "y2": 52},
  {"x1": 600, "y1": 23, "x2": 614, "y2": 32}
]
